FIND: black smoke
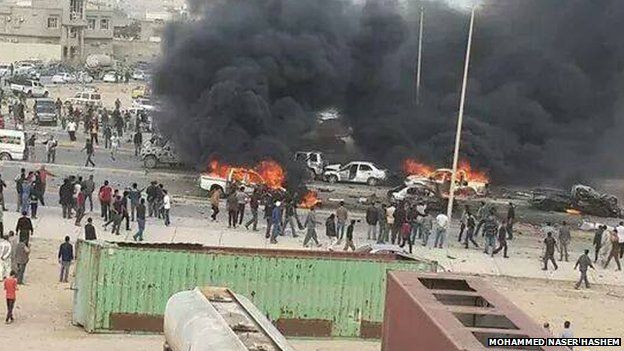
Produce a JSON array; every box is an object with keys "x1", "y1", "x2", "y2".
[{"x1": 154, "y1": 0, "x2": 624, "y2": 186}]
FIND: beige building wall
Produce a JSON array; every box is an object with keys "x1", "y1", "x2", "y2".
[{"x1": 0, "y1": 42, "x2": 61, "y2": 62}]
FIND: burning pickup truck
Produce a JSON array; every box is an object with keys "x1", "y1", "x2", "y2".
[
  {"x1": 199, "y1": 160, "x2": 285, "y2": 195},
  {"x1": 402, "y1": 159, "x2": 489, "y2": 197}
]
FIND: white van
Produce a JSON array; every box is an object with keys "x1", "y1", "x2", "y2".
[
  {"x1": 0, "y1": 129, "x2": 26, "y2": 161},
  {"x1": 68, "y1": 91, "x2": 102, "y2": 107}
]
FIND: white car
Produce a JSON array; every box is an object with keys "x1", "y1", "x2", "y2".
[
  {"x1": 14, "y1": 62, "x2": 36, "y2": 75},
  {"x1": 9, "y1": 78, "x2": 49, "y2": 98},
  {"x1": 51, "y1": 73, "x2": 77, "y2": 84},
  {"x1": 68, "y1": 91, "x2": 102, "y2": 107},
  {"x1": 133, "y1": 98, "x2": 156, "y2": 111},
  {"x1": 199, "y1": 168, "x2": 264, "y2": 195},
  {"x1": 323, "y1": 161, "x2": 388, "y2": 186},
  {"x1": 0, "y1": 129, "x2": 26, "y2": 161},
  {"x1": 77, "y1": 72, "x2": 94, "y2": 83},
  {"x1": 102, "y1": 71, "x2": 118, "y2": 83},
  {"x1": 132, "y1": 70, "x2": 147, "y2": 80},
  {"x1": 388, "y1": 181, "x2": 438, "y2": 202}
]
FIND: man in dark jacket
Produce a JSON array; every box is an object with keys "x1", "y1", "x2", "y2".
[
  {"x1": 133, "y1": 131, "x2": 143, "y2": 156},
  {"x1": 244, "y1": 189, "x2": 260, "y2": 231},
  {"x1": 492, "y1": 220, "x2": 509, "y2": 258},
  {"x1": 58, "y1": 236, "x2": 74, "y2": 283},
  {"x1": 574, "y1": 249, "x2": 595, "y2": 290},
  {"x1": 59, "y1": 178, "x2": 74, "y2": 219},
  {"x1": 365, "y1": 203, "x2": 379, "y2": 241},
  {"x1": 146, "y1": 181, "x2": 158, "y2": 217},
  {"x1": 84, "y1": 217, "x2": 97, "y2": 240},
  {"x1": 593, "y1": 225, "x2": 606, "y2": 263},
  {"x1": 15, "y1": 212, "x2": 33, "y2": 245}
]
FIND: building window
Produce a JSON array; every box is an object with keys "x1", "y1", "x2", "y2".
[
  {"x1": 100, "y1": 18, "x2": 109, "y2": 30},
  {"x1": 47, "y1": 17, "x2": 58, "y2": 28},
  {"x1": 87, "y1": 17, "x2": 96, "y2": 30}
]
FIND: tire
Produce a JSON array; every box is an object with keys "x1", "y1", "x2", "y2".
[
  {"x1": 143, "y1": 155, "x2": 158, "y2": 169},
  {"x1": 0, "y1": 152, "x2": 12, "y2": 161},
  {"x1": 43, "y1": 91, "x2": 49, "y2": 97},
  {"x1": 367, "y1": 177, "x2": 379, "y2": 186},
  {"x1": 328, "y1": 175, "x2": 338, "y2": 184}
]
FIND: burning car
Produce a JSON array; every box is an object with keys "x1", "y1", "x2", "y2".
[
  {"x1": 402, "y1": 159, "x2": 489, "y2": 197},
  {"x1": 323, "y1": 161, "x2": 388, "y2": 186},
  {"x1": 199, "y1": 160, "x2": 286, "y2": 195}
]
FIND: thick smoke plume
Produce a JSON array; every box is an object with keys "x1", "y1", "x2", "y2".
[{"x1": 154, "y1": 0, "x2": 624, "y2": 186}]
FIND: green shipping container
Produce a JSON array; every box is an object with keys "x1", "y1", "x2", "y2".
[{"x1": 72, "y1": 240, "x2": 437, "y2": 338}]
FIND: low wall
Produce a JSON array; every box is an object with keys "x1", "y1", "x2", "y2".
[{"x1": 72, "y1": 240, "x2": 437, "y2": 338}]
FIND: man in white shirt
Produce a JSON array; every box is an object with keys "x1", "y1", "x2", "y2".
[
  {"x1": 560, "y1": 321, "x2": 574, "y2": 349},
  {"x1": 67, "y1": 120, "x2": 77, "y2": 141},
  {"x1": 616, "y1": 221, "x2": 624, "y2": 259},
  {"x1": 162, "y1": 190, "x2": 171, "y2": 226},
  {"x1": 0, "y1": 234, "x2": 11, "y2": 279},
  {"x1": 433, "y1": 213, "x2": 449, "y2": 249}
]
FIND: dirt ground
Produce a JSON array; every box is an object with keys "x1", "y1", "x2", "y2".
[{"x1": 1, "y1": 236, "x2": 622, "y2": 351}]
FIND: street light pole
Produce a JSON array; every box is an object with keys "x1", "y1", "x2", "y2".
[
  {"x1": 446, "y1": 7, "x2": 476, "y2": 221},
  {"x1": 415, "y1": 6, "x2": 424, "y2": 105}
]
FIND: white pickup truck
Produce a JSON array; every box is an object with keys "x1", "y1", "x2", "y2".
[
  {"x1": 9, "y1": 78, "x2": 49, "y2": 98},
  {"x1": 199, "y1": 168, "x2": 265, "y2": 195}
]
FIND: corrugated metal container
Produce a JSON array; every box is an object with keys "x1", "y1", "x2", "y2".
[{"x1": 72, "y1": 240, "x2": 437, "y2": 338}]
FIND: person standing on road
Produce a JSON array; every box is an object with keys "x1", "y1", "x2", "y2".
[
  {"x1": 433, "y1": 212, "x2": 449, "y2": 249},
  {"x1": 146, "y1": 181, "x2": 158, "y2": 217},
  {"x1": 384, "y1": 203, "x2": 395, "y2": 245},
  {"x1": 28, "y1": 184, "x2": 38, "y2": 219},
  {"x1": 492, "y1": 220, "x2": 509, "y2": 258},
  {"x1": 482, "y1": 210, "x2": 499, "y2": 255},
  {"x1": 59, "y1": 178, "x2": 73, "y2": 219},
  {"x1": 463, "y1": 211, "x2": 479, "y2": 249},
  {"x1": 336, "y1": 201, "x2": 349, "y2": 244},
  {"x1": 0, "y1": 174, "x2": 6, "y2": 211},
  {"x1": 133, "y1": 199, "x2": 147, "y2": 241},
  {"x1": 263, "y1": 195, "x2": 274, "y2": 238},
  {"x1": 558, "y1": 221, "x2": 571, "y2": 262},
  {"x1": 474, "y1": 201, "x2": 488, "y2": 236},
  {"x1": 399, "y1": 221, "x2": 413, "y2": 253},
  {"x1": 0, "y1": 235, "x2": 11, "y2": 279},
  {"x1": 560, "y1": 321, "x2": 574, "y2": 349},
  {"x1": 83, "y1": 139, "x2": 95, "y2": 167},
  {"x1": 377, "y1": 204, "x2": 388, "y2": 244},
  {"x1": 574, "y1": 249, "x2": 595, "y2": 290},
  {"x1": 110, "y1": 133, "x2": 119, "y2": 161},
  {"x1": 67, "y1": 119, "x2": 77, "y2": 142},
  {"x1": 162, "y1": 190, "x2": 171, "y2": 226},
  {"x1": 58, "y1": 236, "x2": 73, "y2": 283},
  {"x1": 84, "y1": 218, "x2": 97, "y2": 240},
  {"x1": 4, "y1": 270, "x2": 17, "y2": 323},
  {"x1": 103, "y1": 124, "x2": 112, "y2": 149},
  {"x1": 15, "y1": 212, "x2": 33, "y2": 246},
  {"x1": 20, "y1": 175, "x2": 31, "y2": 215},
  {"x1": 603, "y1": 229, "x2": 622, "y2": 270},
  {"x1": 133, "y1": 130, "x2": 143, "y2": 156},
  {"x1": 542, "y1": 232, "x2": 559, "y2": 271},
  {"x1": 44, "y1": 135, "x2": 57, "y2": 163},
  {"x1": 244, "y1": 189, "x2": 260, "y2": 231},
  {"x1": 325, "y1": 213, "x2": 337, "y2": 246},
  {"x1": 458, "y1": 205, "x2": 470, "y2": 242},
  {"x1": 392, "y1": 203, "x2": 406, "y2": 245},
  {"x1": 235, "y1": 187, "x2": 247, "y2": 226},
  {"x1": 90, "y1": 118, "x2": 99, "y2": 145},
  {"x1": 74, "y1": 190, "x2": 86, "y2": 226},
  {"x1": 128, "y1": 183, "x2": 142, "y2": 222},
  {"x1": 14, "y1": 169, "x2": 25, "y2": 213},
  {"x1": 104, "y1": 194, "x2": 123, "y2": 235},
  {"x1": 226, "y1": 191, "x2": 238, "y2": 228},
  {"x1": 343, "y1": 220, "x2": 357, "y2": 251},
  {"x1": 303, "y1": 205, "x2": 321, "y2": 248},
  {"x1": 616, "y1": 222, "x2": 624, "y2": 259},
  {"x1": 98, "y1": 181, "x2": 113, "y2": 221},
  {"x1": 270, "y1": 201, "x2": 282, "y2": 244},
  {"x1": 282, "y1": 199, "x2": 298, "y2": 237},
  {"x1": 82, "y1": 175, "x2": 95, "y2": 212},
  {"x1": 14, "y1": 241, "x2": 29, "y2": 285},
  {"x1": 365, "y1": 203, "x2": 379, "y2": 241},
  {"x1": 121, "y1": 191, "x2": 130, "y2": 230},
  {"x1": 506, "y1": 202, "x2": 515, "y2": 240},
  {"x1": 593, "y1": 225, "x2": 606, "y2": 263},
  {"x1": 210, "y1": 188, "x2": 221, "y2": 221}
]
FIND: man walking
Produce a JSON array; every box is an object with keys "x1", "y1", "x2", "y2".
[
  {"x1": 146, "y1": 181, "x2": 158, "y2": 217},
  {"x1": 82, "y1": 175, "x2": 95, "y2": 212},
  {"x1": 604, "y1": 229, "x2": 622, "y2": 270},
  {"x1": 574, "y1": 249, "x2": 595, "y2": 289},
  {"x1": 244, "y1": 189, "x2": 260, "y2": 231},
  {"x1": 98, "y1": 181, "x2": 113, "y2": 221},
  {"x1": 542, "y1": 232, "x2": 559, "y2": 271},
  {"x1": 14, "y1": 241, "x2": 29, "y2": 284},
  {"x1": 617, "y1": 222, "x2": 624, "y2": 259},
  {"x1": 210, "y1": 188, "x2": 221, "y2": 221},
  {"x1": 15, "y1": 212, "x2": 33, "y2": 246},
  {"x1": 365, "y1": 203, "x2": 379, "y2": 241},
  {"x1": 4, "y1": 270, "x2": 17, "y2": 323},
  {"x1": 282, "y1": 200, "x2": 298, "y2": 237},
  {"x1": 377, "y1": 204, "x2": 388, "y2": 244},
  {"x1": 0, "y1": 174, "x2": 6, "y2": 211},
  {"x1": 303, "y1": 205, "x2": 321, "y2": 248},
  {"x1": 226, "y1": 191, "x2": 238, "y2": 228},
  {"x1": 0, "y1": 235, "x2": 11, "y2": 279},
  {"x1": 45, "y1": 135, "x2": 57, "y2": 163},
  {"x1": 67, "y1": 119, "x2": 77, "y2": 141},
  {"x1": 133, "y1": 130, "x2": 143, "y2": 156},
  {"x1": 433, "y1": 212, "x2": 449, "y2": 249},
  {"x1": 128, "y1": 183, "x2": 142, "y2": 221},
  {"x1": 482, "y1": 210, "x2": 499, "y2": 255},
  {"x1": 162, "y1": 190, "x2": 171, "y2": 226},
  {"x1": 592, "y1": 225, "x2": 605, "y2": 263},
  {"x1": 492, "y1": 220, "x2": 509, "y2": 258},
  {"x1": 235, "y1": 187, "x2": 247, "y2": 225},
  {"x1": 58, "y1": 236, "x2": 73, "y2": 283},
  {"x1": 558, "y1": 221, "x2": 571, "y2": 262},
  {"x1": 506, "y1": 202, "x2": 515, "y2": 240},
  {"x1": 343, "y1": 220, "x2": 357, "y2": 251},
  {"x1": 133, "y1": 199, "x2": 147, "y2": 241},
  {"x1": 336, "y1": 201, "x2": 348, "y2": 244},
  {"x1": 263, "y1": 196, "x2": 274, "y2": 238},
  {"x1": 59, "y1": 178, "x2": 73, "y2": 219},
  {"x1": 270, "y1": 201, "x2": 282, "y2": 244},
  {"x1": 463, "y1": 211, "x2": 479, "y2": 249},
  {"x1": 83, "y1": 139, "x2": 95, "y2": 167},
  {"x1": 74, "y1": 190, "x2": 86, "y2": 226}
]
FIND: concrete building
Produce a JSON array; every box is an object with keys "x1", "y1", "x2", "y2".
[{"x1": 0, "y1": 0, "x2": 114, "y2": 62}]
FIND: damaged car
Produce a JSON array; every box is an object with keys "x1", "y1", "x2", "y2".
[
  {"x1": 530, "y1": 185, "x2": 622, "y2": 218},
  {"x1": 323, "y1": 161, "x2": 388, "y2": 186}
]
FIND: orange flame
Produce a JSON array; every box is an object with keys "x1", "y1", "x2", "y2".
[
  {"x1": 458, "y1": 160, "x2": 489, "y2": 183},
  {"x1": 566, "y1": 208, "x2": 582, "y2": 215},
  {"x1": 299, "y1": 190, "x2": 321, "y2": 209},
  {"x1": 206, "y1": 159, "x2": 285, "y2": 190},
  {"x1": 402, "y1": 159, "x2": 434, "y2": 177}
]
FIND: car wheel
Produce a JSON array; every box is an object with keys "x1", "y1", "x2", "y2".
[
  {"x1": 43, "y1": 91, "x2": 49, "y2": 97},
  {"x1": 328, "y1": 175, "x2": 338, "y2": 184},
  {"x1": 367, "y1": 177, "x2": 379, "y2": 186},
  {"x1": 143, "y1": 155, "x2": 158, "y2": 169},
  {"x1": 0, "y1": 153, "x2": 12, "y2": 161}
]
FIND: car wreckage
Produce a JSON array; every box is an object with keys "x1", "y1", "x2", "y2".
[{"x1": 530, "y1": 184, "x2": 622, "y2": 218}]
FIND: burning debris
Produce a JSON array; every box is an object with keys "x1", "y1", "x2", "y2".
[
  {"x1": 298, "y1": 191, "x2": 321, "y2": 209},
  {"x1": 530, "y1": 185, "x2": 622, "y2": 218},
  {"x1": 200, "y1": 159, "x2": 286, "y2": 194},
  {"x1": 402, "y1": 158, "x2": 489, "y2": 197}
]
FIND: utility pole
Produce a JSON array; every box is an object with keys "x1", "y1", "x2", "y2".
[
  {"x1": 446, "y1": 7, "x2": 476, "y2": 221},
  {"x1": 415, "y1": 6, "x2": 424, "y2": 105}
]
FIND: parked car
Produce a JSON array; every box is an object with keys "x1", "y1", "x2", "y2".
[
  {"x1": 0, "y1": 129, "x2": 25, "y2": 161},
  {"x1": 51, "y1": 72, "x2": 77, "y2": 84},
  {"x1": 132, "y1": 97, "x2": 156, "y2": 111},
  {"x1": 132, "y1": 70, "x2": 147, "y2": 80},
  {"x1": 9, "y1": 77, "x2": 48, "y2": 98},
  {"x1": 77, "y1": 71, "x2": 94, "y2": 83},
  {"x1": 131, "y1": 85, "x2": 150, "y2": 99},
  {"x1": 294, "y1": 151, "x2": 327, "y2": 179},
  {"x1": 102, "y1": 71, "x2": 118, "y2": 83},
  {"x1": 323, "y1": 161, "x2": 388, "y2": 186},
  {"x1": 140, "y1": 138, "x2": 182, "y2": 168},
  {"x1": 68, "y1": 91, "x2": 102, "y2": 107},
  {"x1": 14, "y1": 62, "x2": 36, "y2": 75},
  {"x1": 33, "y1": 98, "x2": 58, "y2": 125}
]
